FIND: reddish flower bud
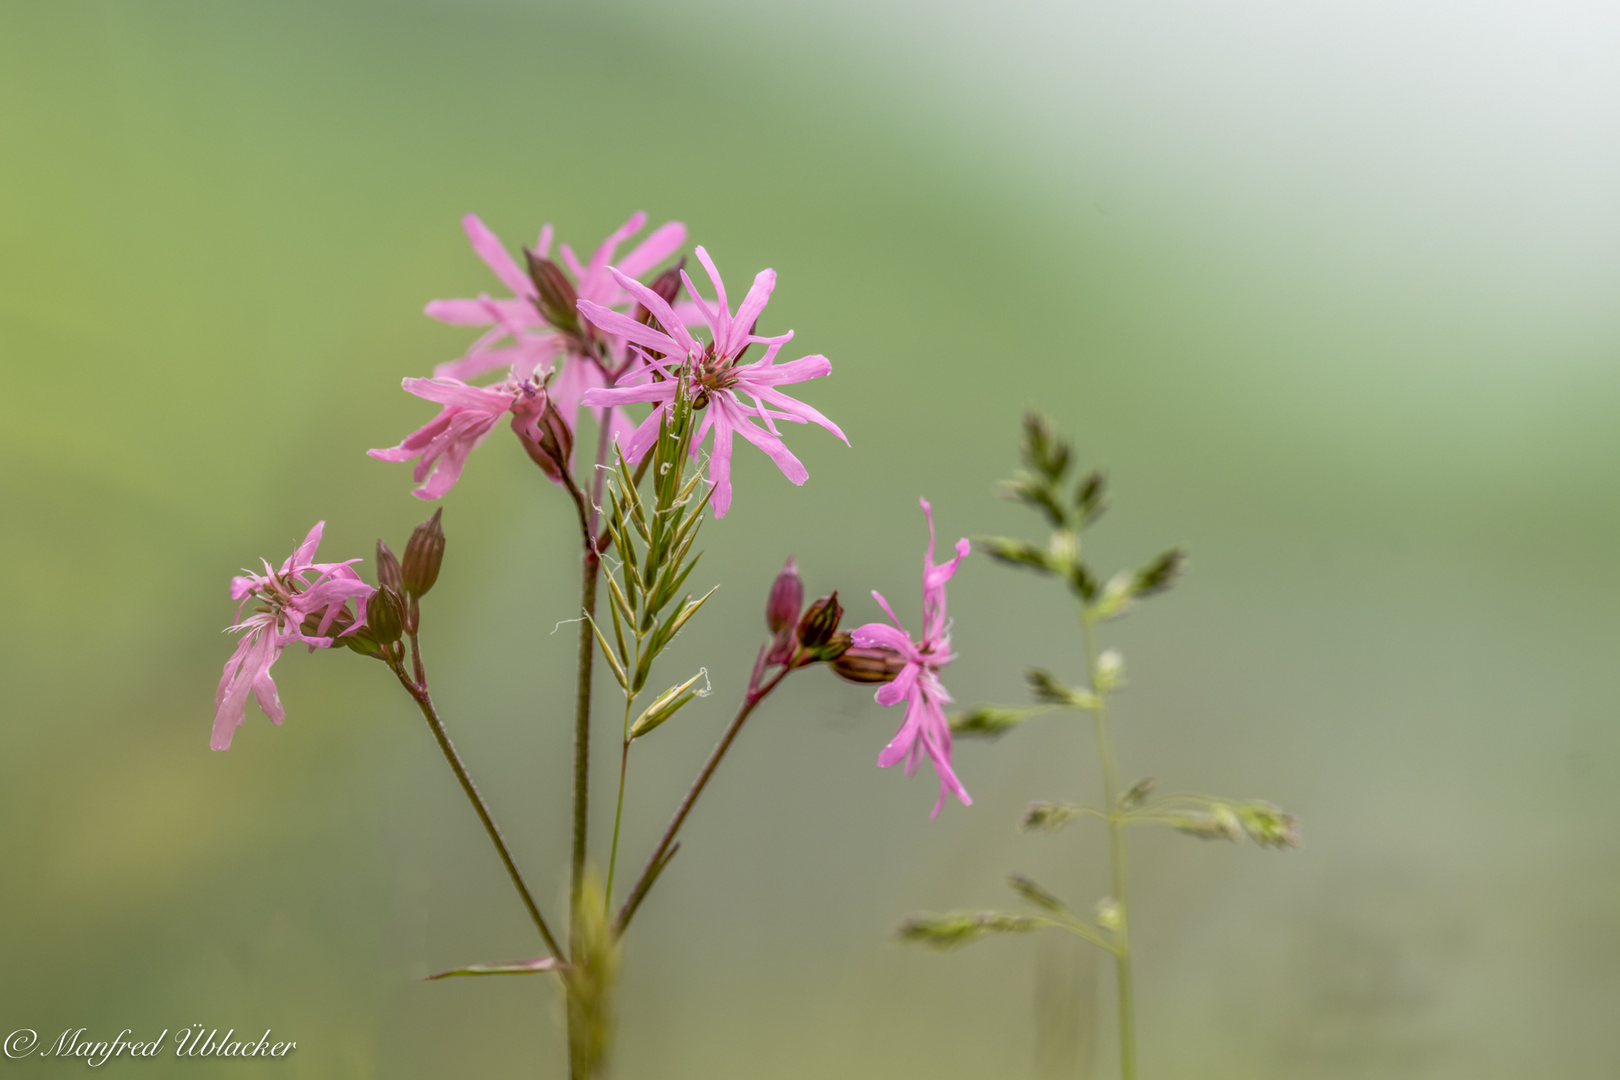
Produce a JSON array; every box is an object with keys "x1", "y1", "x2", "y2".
[
  {"x1": 832, "y1": 644, "x2": 907, "y2": 685},
  {"x1": 375, "y1": 539, "x2": 403, "y2": 597},
  {"x1": 511, "y1": 384, "x2": 574, "y2": 485},
  {"x1": 766, "y1": 556, "x2": 803, "y2": 633},
  {"x1": 796, "y1": 592, "x2": 842, "y2": 649},
  {"x1": 523, "y1": 250, "x2": 581, "y2": 335},
  {"x1": 402, "y1": 509, "x2": 445, "y2": 597}
]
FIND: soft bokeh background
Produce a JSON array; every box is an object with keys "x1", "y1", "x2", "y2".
[{"x1": 4, "y1": 1, "x2": 1618, "y2": 1076}]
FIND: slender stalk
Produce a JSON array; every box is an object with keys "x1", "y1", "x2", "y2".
[
  {"x1": 1080, "y1": 612, "x2": 1136, "y2": 1080},
  {"x1": 563, "y1": 407, "x2": 613, "y2": 1080},
  {"x1": 572, "y1": 550, "x2": 600, "y2": 898},
  {"x1": 566, "y1": 404, "x2": 614, "y2": 908},
  {"x1": 613, "y1": 665, "x2": 792, "y2": 936},
  {"x1": 389, "y1": 661, "x2": 563, "y2": 961},
  {"x1": 604, "y1": 697, "x2": 634, "y2": 911}
]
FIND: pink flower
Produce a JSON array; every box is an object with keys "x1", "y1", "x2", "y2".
[
  {"x1": 368, "y1": 377, "x2": 524, "y2": 499},
  {"x1": 576, "y1": 246, "x2": 847, "y2": 518},
  {"x1": 214, "y1": 523, "x2": 374, "y2": 752},
  {"x1": 850, "y1": 499, "x2": 972, "y2": 817},
  {"x1": 424, "y1": 212, "x2": 691, "y2": 441}
]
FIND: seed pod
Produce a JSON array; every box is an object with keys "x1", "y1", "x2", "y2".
[
  {"x1": 523, "y1": 250, "x2": 581, "y2": 335},
  {"x1": 832, "y1": 644, "x2": 906, "y2": 684},
  {"x1": 402, "y1": 509, "x2": 445, "y2": 597},
  {"x1": 765, "y1": 557, "x2": 803, "y2": 634},
  {"x1": 796, "y1": 592, "x2": 842, "y2": 649}
]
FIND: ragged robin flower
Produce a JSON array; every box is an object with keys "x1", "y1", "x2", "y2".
[
  {"x1": 213, "y1": 522, "x2": 374, "y2": 752},
  {"x1": 369, "y1": 375, "x2": 570, "y2": 499},
  {"x1": 851, "y1": 499, "x2": 972, "y2": 817},
  {"x1": 576, "y1": 247, "x2": 847, "y2": 518}
]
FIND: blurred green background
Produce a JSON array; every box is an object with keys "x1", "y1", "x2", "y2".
[{"x1": 4, "y1": 1, "x2": 1619, "y2": 1076}]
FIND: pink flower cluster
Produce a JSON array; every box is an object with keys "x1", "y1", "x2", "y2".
[
  {"x1": 213, "y1": 523, "x2": 373, "y2": 752},
  {"x1": 370, "y1": 212, "x2": 688, "y2": 499},
  {"x1": 370, "y1": 212, "x2": 845, "y2": 518},
  {"x1": 852, "y1": 499, "x2": 973, "y2": 817}
]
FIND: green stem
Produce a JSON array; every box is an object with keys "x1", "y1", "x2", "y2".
[
  {"x1": 390, "y1": 662, "x2": 564, "y2": 962},
  {"x1": 572, "y1": 548, "x2": 600, "y2": 905},
  {"x1": 565, "y1": 406, "x2": 614, "y2": 1080},
  {"x1": 604, "y1": 696, "x2": 634, "y2": 912},
  {"x1": 1081, "y1": 611, "x2": 1136, "y2": 1080}
]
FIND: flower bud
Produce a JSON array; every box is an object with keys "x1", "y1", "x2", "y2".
[
  {"x1": 633, "y1": 261, "x2": 684, "y2": 328},
  {"x1": 832, "y1": 644, "x2": 906, "y2": 684},
  {"x1": 511, "y1": 384, "x2": 574, "y2": 485},
  {"x1": 808, "y1": 629, "x2": 852, "y2": 664},
  {"x1": 765, "y1": 557, "x2": 803, "y2": 633},
  {"x1": 363, "y1": 585, "x2": 406, "y2": 647},
  {"x1": 402, "y1": 509, "x2": 445, "y2": 597},
  {"x1": 375, "y1": 539, "x2": 404, "y2": 597},
  {"x1": 523, "y1": 250, "x2": 581, "y2": 335},
  {"x1": 796, "y1": 591, "x2": 842, "y2": 649}
]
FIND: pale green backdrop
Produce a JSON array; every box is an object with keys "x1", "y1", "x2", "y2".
[{"x1": 3, "y1": 1, "x2": 1618, "y2": 1077}]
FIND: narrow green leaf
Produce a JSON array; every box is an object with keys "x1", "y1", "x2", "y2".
[
  {"x1": 649, "y1": 585, "x2": 718, "y2": 657},
  {"x1": 425, "y1": 957, "x2": 566, "y2": 980},
  {"x1": 585, "y1": 615, "x2": 628, "y2": 690},
  {"x1": 606, "y1": 582, "x2": 628, "y2": 663},
  {"x1": 605, "y1": 571, "x2": 637, "y2": 631},
  {"x1": 629, "y1": 669, "x2": 709, "y2": 738}
]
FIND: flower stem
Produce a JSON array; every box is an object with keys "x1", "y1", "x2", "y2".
[
  {"x1": 1081, "y1": 611, "x2": 1136, "y2": 1080},
  {"x1": 389, "y1": 661, "x2": 563, "y2": 962},
  {"x1": 566, "y1": 405, "x2": 614, "y2": 911},
  {"x1": 604, "y1": 698, "x2": 634, "y2": 913},
  {"x1": 612, "y1": 665, "x2": 792, "y2": 936},
  {"x1": 572, "y1": 549, "x2": 599, "y2": 905}
]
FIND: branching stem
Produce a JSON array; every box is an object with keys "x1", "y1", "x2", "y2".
[
  {"x1": 1081, "y1": 609, "x2": 1136, "y2": 1080},
  {"x1": 613, "y1": 663, "x2": 794, "y2": 936}
]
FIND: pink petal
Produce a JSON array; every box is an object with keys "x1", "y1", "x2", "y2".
[
  {"x1": 577, "y1": 297, "x2": 685, "y2": 357},
  {"x1": 706, "y1": 410, "x2": 736, "y2": 519},
  {"x1": 849, "y1": 622, "x2": 919, "y2": 661},
  {"x1": 462, "y1": 214, "x2": 534, "y2": 298},
  {"x1": 585, "y1": 211, "x2": 649, "y2": 280},
  {"x1": 738, "y1": 354, "x2": 831, "y2": 387},
  {"x1": 725, "y1": 268, "x2": 776, "y2": 358},
  {"x1": 425, "y1": 298, "x2": 500, "y2": 325},
  {"x1": 581, "y1": 381, "x2": 678, "y2": 408},
  {"x1": 723, "y1": 398, "x2": 808, "y2": 486},
  {"x1": 615, "y1": 220, "x2": 686, "y2": 279},
  {"x1": 400, "y1": 377, "x2": 515, "y2": 413},
  {"x1": 750, "y1": 386, "x2": 848, "y2": 445},
  {"x1": 874, "y1": 662, "x2": 920, "y2": 709}
]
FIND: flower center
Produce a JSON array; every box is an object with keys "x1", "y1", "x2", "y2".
[{"x1": 689, "y1": 351, "x2": 736, "y2": 410}]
